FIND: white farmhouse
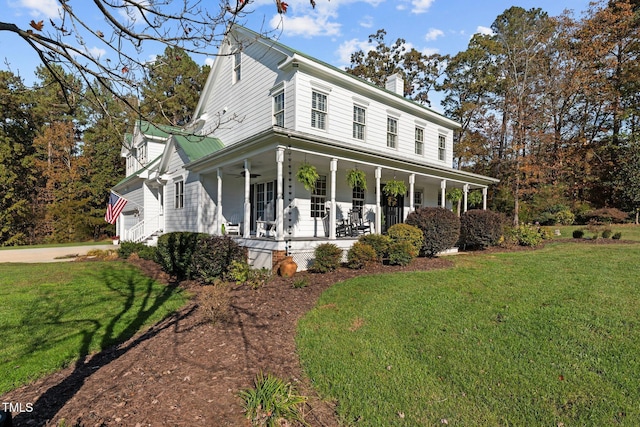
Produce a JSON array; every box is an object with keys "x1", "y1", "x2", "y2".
[{"x1": 112, "y1": 25, "x2": 498, "y2": 269}]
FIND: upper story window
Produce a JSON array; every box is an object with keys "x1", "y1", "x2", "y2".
[
  {"x1": 311, "y1": 175, "x2": 327, "y2": 218},
  {"x1": 415, "y1": 127, "x2": 424, "y2": 155},
  {"x1": 136, "y1": 143, "x2": 147, "y2": 165},
  {"x1": 438, "y1": 134, "x2": 446, "y2": 161},
  {"x1": 273, "y1": 90, "x2": 285, "y2": 127},
  {"x1": 353, "y1": 105, "x2": 366, "y2": 140},
  {"x1": 311, "y1": 91, "x2": 327, "y2": 130},
  {"x1": 233, "y1": 51, "x2": 242, "y2": 83},
  {"x1": 175, "y1": 180, "x2": 184, "y2": 209},
  {"x1": 387, "y1": 117, "x2": 398, "y2": 148}
]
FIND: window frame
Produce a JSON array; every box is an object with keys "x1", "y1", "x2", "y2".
[
  {"x1": 415, "y1": 126, "x2": 424, "y2": 155},
  {"x1": 413, "y1": 190, "x2": 423, "y2": 209},
  {"x1": 233, "y1": 51, "x2": 242, "y2": 83},
  {"x1": 273, "y1": 90, "x2": 285, "y2": 127},
  {"x1": 352, "y1": 185, "x2": 365, "y2": 210},
  {"x1": 174, "y1": 180, "x2": 184, "y2": 209},
  {"x1": 310, "y1": 175, "x2": 327, "y2": 218},
  {"x1": 311, "y1": 91, "x2": 328, "y2": 130},
  {"x1": 387, "y1": 117, "x2": 398, "y2": 149},
  {"x1": 438, "y1": 134, "x2": 447, "y2": 161},
  {"x1": 352, "y1": 105, "x2": 366, "y2": 140}
]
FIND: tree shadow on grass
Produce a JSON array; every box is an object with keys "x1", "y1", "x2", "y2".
[{"x1": 11, "y1": 263, "x2": 192, "y2": 426}]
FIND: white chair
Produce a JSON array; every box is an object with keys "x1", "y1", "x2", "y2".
[{"x1": 226, "y1": 213, "x2": 242, "y2": 235}]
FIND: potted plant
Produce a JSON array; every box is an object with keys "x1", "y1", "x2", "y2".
[
  {"x1": 112, "y1": 235, "x2": 120, "y2": 245},
  {"x1": 296, "y1": 162, "x2": 319, "y2": 191},
  {"x1": 346, "y1": 169, "x2": 367, "y2": 190},
  {"x1": 383, "y1": 179, "x2": 407, "y2": 206}
]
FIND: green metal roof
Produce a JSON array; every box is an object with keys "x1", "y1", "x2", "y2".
[{"x1": 137, "y1": 120, "x2": 224, "y2": 162}]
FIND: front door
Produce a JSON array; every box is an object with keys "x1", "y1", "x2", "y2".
[{"x1": 380, "y1": 185, "x2": 404, "y2": 233}]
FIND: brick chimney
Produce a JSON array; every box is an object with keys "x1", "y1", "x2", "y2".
[{"x1": 385, "y1": 73, "x2": 404, "y2": 96}]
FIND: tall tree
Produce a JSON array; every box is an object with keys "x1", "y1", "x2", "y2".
[
  {"x1": 0, "y1": 71, "x2": 38, "y2": 246},
  {"x1": 140, "y1": 47, "x2": 209, "y2": 126}
]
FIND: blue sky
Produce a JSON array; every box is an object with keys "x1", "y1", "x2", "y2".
[{"x1": 3, "y1": 0, "x2": 592, "y2": 110}]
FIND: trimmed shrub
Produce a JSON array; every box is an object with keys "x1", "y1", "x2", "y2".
[
  {"x1": 405, "y1": 207, "x2": 460, "y2": 257},
  {"x1": 572, "y1": 229, "x2": 584, "y2": 239},
  {"x1": 612, "y1": 232, "x2": 622, "y2": 240},
  {"x1": 191, "y1": 235, "x2": 246, "y2": 283},
  {"x1": 358, "y1": 234, "x2": 391, "y2": 261},
  {"x1": 507, "y1": 224, "x2": 544, "y2": 247},
  {"x1": 118, "y1": 241, "x2": 148, "y2": 259},
  {"x1": 311, "y1": 243, "x2": 343, "y2": 273},
  {"x1": 156, "y1": 232, "x2": 207, "y2": 280},
  {"x1": 347, "y1": 242, "x2": 378, "y2": 269},
  {"x1": 459, "y1": 209, "x2": 504, "y2": 250},
  {"x1": 387, "y1": 223, "x2": 424, "y2": 256},
  {"x1": 602, "y1": 229, "x2": 613, "y2": 239},
  {"x1": 578, "y1": 208, "x2": 628, "y2": 225},
  {"x1": 388, "y1": 241, "x2": 416, "y2": 266}
]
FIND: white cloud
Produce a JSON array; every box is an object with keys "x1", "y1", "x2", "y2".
[
  {"x1": 87, "y1": 46, "x2": 107, "y2": 59},
  {"x1": 270, "y1": 14, "x2": 341, "y2": 38},
  {"x1": 204, "y1": 57, "x2": 215, "y2": 67},
  {"x1": 476, "y1": 26, "x2": 494, "y2": 36},
  {"x1": 421, "y1": 47, "x2": 439, "y2": 56},
  {"x1": 359, "y1": 15, "x2": 374, "y2": 28},
  {"x1": 11, "y1": 0, "x2": 60, "y2": 18},
  {"x1": 118, "y1": 0, "x2": 151, "y2": 25},
  {"x1": 335, "y1": 38, "x2": 375, "y2": 66},
  {"x1": 411, "y1": 0, "x2": 435, "y2": 14},
  {"x1": 424, "y1": 28, "x2": 443, "y2": 42}
]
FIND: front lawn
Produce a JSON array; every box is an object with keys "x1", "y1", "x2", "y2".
[
  {"x1": 0, "y1": 261, "x2": 188, "y2": 394},
  {"x1": 297, "y1": 242, "x2": 640, "y2": 426}
]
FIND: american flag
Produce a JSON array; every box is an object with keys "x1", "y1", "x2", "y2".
[{"x1": 105, "y1": 192, "x2": 127, "y2": 224}]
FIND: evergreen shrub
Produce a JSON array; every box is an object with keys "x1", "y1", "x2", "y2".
[
  {"x1": 191, "y1": 235, "x2": 246, "y2": 283},
  {"x1": 156, "y1": 232, "x2": 206, "y2": 280},
  {"x1": 311, "y1": 243, "x2": 343, "y2": 273},
  {"x1": 405, "y1": 207, "x2": 460, "y2": 257},
  {"x1": 347, "y1": 242, "x2": 378, "y2": 269},
  {"x1": 572, "y1": 229, "x2": 584, "y2": 239},
  {"x1": 612, "y1": 232, "x2": 622, "y2": 240},
  {"x1": 387, "y1": 223, "x2": 424, "y2": 256},
  {"x1": 387, "y1": 241, "x2": 416, "y2": 266},
  {"x1": 358, "y1": 234, "x2": 391, "y2": 261},
  {"x1": 459, "y1": 209, "x2": 504, "y2": 249}
]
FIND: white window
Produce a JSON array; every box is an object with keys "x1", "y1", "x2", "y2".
[
  {"x1": 273, "y1": 91, "x2": 285, "y2": 127},
  {"x1": 311, "y1": 175, "x2": 327, "y2": 218},
  {"x1": 438, "y1": 134, "x2": 446, "y2": 161},
  {"x1": 352, "y1": 185, "x2": 365, "y2": 210},
  {"x1": 415, "y1": 127, "x2": 424, "y2": 155},
  {"x1": 387, "y1": 117, "x2": 398, "y2": 148},
  {"x1": 311, "y1": 91, "x2": 327, "y2": 130},
  {"x1": 353, "y1": 105, "x2": 366, "y2": 140},
  {"x1": 233, "y1": 51, "x2": 241, "y2": 83},
  {"x1": 414, "y1": 191, "x2": 423, "y2": 208},
  {"x1": 174, "y1": 180, "x2": 184, "y2": 209}
]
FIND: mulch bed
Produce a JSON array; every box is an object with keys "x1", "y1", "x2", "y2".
[
  {"x1": 4, "y1": 237, "x2": 634, "y2": 426},
  {"x1": 1, "y1": 254, "x2": 453, "y2": 426}
]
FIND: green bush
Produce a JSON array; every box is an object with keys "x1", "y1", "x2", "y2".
[
  {"x1": 387, "y1": 241, "x2": 416, "y2": 266},
  {"x1": 156, "y1": 232, "x2": 207, "y2": 280},
  {"x1": 347, "y1": 242, "x2": 378, "y2": 269},
  {"x1": 459, "y1": 209, "x2": 504, "y2": 250},
  {"x1": 601, "y1": 229, "x2": 613, "y2": 239},
  {"x1": 117, "y1": 241, "x2": 148, "y2": 259},
  {"x1": 555, "y1": 209, "x2": 575, "y2": 226},
  {"x1": 405, "y1": 207, "x2": 460, "y2": 257},
  {"x1": 507, "y1": 225, "x2": 544, "y2": 247},
  {"x1": 358, "y1": 234, "x2": 391, "y2": 261},
  {"x1": 311, "y1": 243, "x2": 343, "y2": 273},
  {"x1": 227, "y1": 260, "x2": 271, "y2": 289},
  {"x1": 578, "y1": 208, "x2": 628, "y2": 225},
  {"x1": 191, "y1": 235, "x2": 246, "y2": 283},
  {"x1": 612, "y1": 232, "x2": 622, "y2": 240},
  {"x1": 387, "y1": 223, "x2": 424, "y2": 256},
  {"x1": 573, "y1": 229, "x2": 585, "y2": 239}
]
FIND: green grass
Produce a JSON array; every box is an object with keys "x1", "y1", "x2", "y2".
[
  {"x1": 297, "y1": 242, "x2": 640, "y2": 426},
  {"x1": 550, "y1": 224, "x2": 640, "y2": 240},
  {"x1": 0, "y1": 261, "x2": 188, "y2": 394},
  {"x1": 0, "y1": 240, "x2": 113, "y2": 250}
]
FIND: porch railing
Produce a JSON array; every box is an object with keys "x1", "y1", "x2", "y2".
[{"x1": 125, "y1": 215, "x2": 162, "y2": 243}]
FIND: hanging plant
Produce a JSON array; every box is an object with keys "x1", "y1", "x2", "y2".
[
  {"x1": 296, "y1": 162, "x2": 319, "y2": 192},
  {"x1": 383, "y1": 179, "x2": 407, "y2": 207},
  {"x1": 346, "y1": 169, "x2": 367, "y2": 191}
]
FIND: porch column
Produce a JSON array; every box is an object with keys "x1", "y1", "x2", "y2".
[
  {"x1": 440, "y1": 179, "x2": 447, "y2": 208},
  {"x1": 482, "y1": 187, "x2": 488, "y2": 210},
  {"x1": 409, "y1": 174, "x2": 415, "y2": 213},
  {"x1": 463, "y1": 184, "x2": 469, "y2": 213},
  {"x1": 276, "y1": 148, "x2": 284, "y2": 241},
  {"x1": 375, "y1": 167, "x2": 382, "y2": 234},
  {"x1": 217, "y1": 168, "x2": 223, "y2": 235},
  {"x1": 243, "y1": 159, "x2": 251, "y2": 238},
  {"x1": 329, "y1": 158, "x2": 337, "y2": 240}
]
